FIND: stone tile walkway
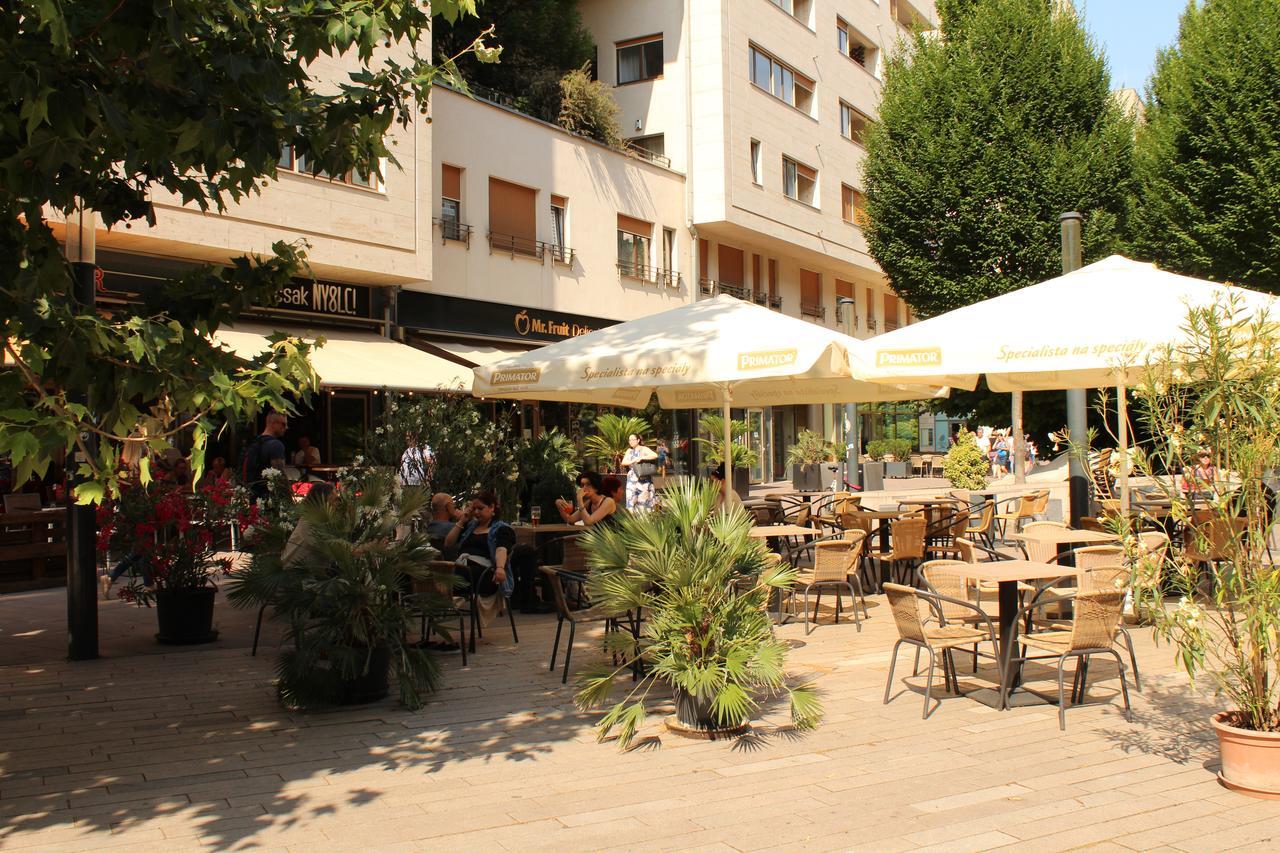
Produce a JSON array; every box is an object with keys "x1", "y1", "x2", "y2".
[{"x1": 2, "y1": 593, "x2": 1278, "y2": 851}]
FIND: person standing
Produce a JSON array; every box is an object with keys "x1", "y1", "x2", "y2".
[
  {"x1": 655, "y1": 439, "x2": 671, "y2": 476},
  {"x1": 399, "y1": 434, "x2": 433, "y2": 487},
  {"x1": 620, "y1": 434, "x2": 658, "y2": 511},
  {"x1": 242, "y1": 411, "x2": 287, "y2": 498}
]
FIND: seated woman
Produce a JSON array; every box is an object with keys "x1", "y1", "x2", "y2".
[
  {"x1": 443, "y1": 490, "x2": 516, "y2": 600},
  {"x1": 602, "y1": 474, "x2": 626, "y2": 510},
  {"x1": 555, "y1": 471, "x2": 617, "y2": 526},
  {"x1": 711, "y1": 464, "x2": 744, "y2": 513}
]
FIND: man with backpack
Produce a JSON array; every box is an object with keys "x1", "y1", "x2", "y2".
[{"x1": 241, "y1": 411, "x2": 288, "y2": 498}]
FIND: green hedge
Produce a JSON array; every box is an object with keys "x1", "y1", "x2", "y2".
[{"x1": 866, "y1": 438, "x2": 913, "y2": 461}]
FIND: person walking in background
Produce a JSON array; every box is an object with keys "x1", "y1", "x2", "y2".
[
  {"x1": 241, "y1": 411, "x2": 287, "y2": 498},
  {"x1": 620, "y1": 434, "x2": 658, "y2": 511},
  {"x1": 655, "y1": 438, "x2": 670, "y2": 476}
]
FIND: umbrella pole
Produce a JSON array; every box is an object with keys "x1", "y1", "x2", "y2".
[
  {"x1": 1117, "y1": 383, "x2": 1129, "y2": 515},
  {"x1": 1012, "y1": 391, "x2": 1025, "y2": 485},
  {"x1": 722, "y1": 391, "x2": 732, "y2": 481}
]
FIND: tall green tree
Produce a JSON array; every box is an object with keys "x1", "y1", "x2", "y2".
[
  {"x1": 0, "y1": 1, "x2": 497, "y2": 500},
  {"x1": 1132, "y1": 0, "x2": 1280, "y2": 293},
  {"x1": 433, "y1": 0, "x2": 594, "y2": 123},
  {"x1": 862, "y1": 0, "x2": 1134, "y2": 434},
  {"x1": 863, "y1": 0, "x2": 1133, "y2": 318}
]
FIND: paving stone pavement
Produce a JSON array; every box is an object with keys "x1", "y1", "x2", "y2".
[{"x1": 2, "y1": 593, "x2": 1279, "y2": 852}]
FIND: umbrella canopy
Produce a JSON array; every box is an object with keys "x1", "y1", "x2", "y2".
[
  {"x1": 471, "y1": 294, "x2": 947, "y2": 408},
  {"x1": 861, "y1": 255, "x2": 1277, "y2": 391}
]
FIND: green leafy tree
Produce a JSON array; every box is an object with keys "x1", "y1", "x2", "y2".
[
  {"x1": 557, "y1": 65, "x2": 623, "y2": 147},
  {"x1": 862, "y1": 0, "x2": 1134, "y2": 430},
  {"x1": 433, "y1": 0, "x2": 595, "y2": 123},
  {"x1": 1132, "y1": 0, "x2": 1280, "y2": 293},
  {"x1": 0, "y1": 1, "x2": 497, "y2": 500}
]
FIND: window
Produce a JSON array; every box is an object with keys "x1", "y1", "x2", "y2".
[
  {"x1": 629, "y1": 134, "x2": 665, "y2": 158},
  {"x1": 440, "y1": 164, "x2": 463, "y2": 241},
  {"x1": 748, "y1": 46, "x2": 814, "y2": 115},
  {"x1": 617, "y1": 35, "x2": 663, "y2": 84},
  {"x1": 800, "y1": 269, "x2": 823, "y2": 318},
  {"x1": 842, "y1": 184, "x2": 869, "y2": 226},
  {"x1": 662, "y1": 227, "x2": 676, "y2": 278},
  {"x1": 769, "y1": 0, "x2": 813, "y2": 26},
  {"x1": 278, "y1": 143, "x2": 382, "y2": 190},
  {"x1": 750, "y1": 139, "x2": 762, "y2": 185},
  {"x1": 488, "y1": 177, "x2": 539, "y2": 257},
  {"x1": 884, "y1": 292, "x2": 900, "y2": 331},
  {"x1": 550, "y1": 195, "x2": 568, "y2": 261},
  {"x1": 782, "y1": 156, "x2": 817, "y2": 206},
  {"x1": 837, "y1": 19, "x2": 879, "y2": 75},
  {"x1": 892, "y1": 0, "x2": 928, "y2": 30},
  {"x1": 768, "y1": 259, "x2": 780, "y2": 307},
  {"x1": 618, "y1": 214, "x2": 653, "y2": 277},
  {"x1": 840, "y1": 101, "x2": 871, "y2": 146}
]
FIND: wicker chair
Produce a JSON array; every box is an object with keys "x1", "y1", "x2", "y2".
[
  {"x1": 788, "y1": 533, "x2": 869, "y2": 634},
  {"x1": 924, "y1": 504, "x2": 972, "y2": 559},
  {"x1": 918, "y1": 560, "x2": 1000, "y2": 672},
  {"x1": 909, "y1": 454, "x2": 924, "y2": 477},
  {"x1": 407, "y1": 560, "x2": 469, "y2": 666},
  {"x1": 1184, "y1": 512, "x2": 1250, "y2": 592},
  {"x1": 1017, "y1": 520, "x2": 1071, "y2": 564},
  {"x1": 994, "y1": 491, "x2": 1047, "y2": 541},
  {"x1": 882, "y1": 582, "x2": 1003, "y2": 719},
  {"x1": 540, "y1": 566, "x2": 624, "y2": 684},
  {"x1": 866, "y1": 516, "x2": 927, "y2": 591},
  {"x1": 1000, "y1": 588, "x2": 1133, "y2": 730}
]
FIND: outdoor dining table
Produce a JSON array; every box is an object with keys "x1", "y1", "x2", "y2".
[
  {"x1": 1010, "y1": 527, "x2": 1118, "y2": 547},
  {"x1": 857, "y1": 509, "x2": 913, "y2": 552},
  {"x1": 512, "y1": 522, "x2": 585, "y2": 547},
  {"x1": 960, "y1": 560, "x2": 1084, "y2": 702}
]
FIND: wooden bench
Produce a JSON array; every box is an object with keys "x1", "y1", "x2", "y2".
[{"x1": 0, "y1": 510, "x2": 68, "y2": 593}]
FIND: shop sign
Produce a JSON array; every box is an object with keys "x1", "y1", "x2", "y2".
[
  {"x1": 400, "y1": 292, "x2": 617, "y2": 344},
  {"x1": 275, "y1": 280, "x2": 370, "y2": 318}
]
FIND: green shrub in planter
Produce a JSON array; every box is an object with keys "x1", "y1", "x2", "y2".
[
  {"x1": 942, "y1": 428, "x2": 989, "y2": 489},
  {"x1": 867, "y1": 438, "x2": 913, "y2": 461}
]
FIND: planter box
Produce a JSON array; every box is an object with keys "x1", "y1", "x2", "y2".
[
  {"x1": 732, "y1": 467, "x2": 750, "y2": 499},
  {"x1": 884, "y1": 461, "x2": 910, "y2": 479},
  {"x1": 791, "y1": 463, "x2": 821, "y2": 492},
  {"x1": 862, "y1": 462, "x2": 885, "y2": 492}
]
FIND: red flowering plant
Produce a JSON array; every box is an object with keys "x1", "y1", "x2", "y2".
[{"x1": 97, "y1": 478, "x2": 245, "y2": 606}]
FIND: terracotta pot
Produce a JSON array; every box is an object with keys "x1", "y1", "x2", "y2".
[{"x1": 1211, "y1": 711, "x2": 1280, "y2": 799}]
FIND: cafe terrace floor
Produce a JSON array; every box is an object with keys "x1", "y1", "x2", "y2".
[{"x1": 3, "y1": 573, "x2": 1280, "y2": 851}]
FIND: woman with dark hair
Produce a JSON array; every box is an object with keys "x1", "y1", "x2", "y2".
[
  {"x1": 621, "y1": 433, "x2": 658, "y2": 511},
  {"x1": 555, "y1": 471, "x2": 617, "y2": 526},
  {"x1": 280, "y1": 482, "x2": 337, "y2": 568},
  {"x1": 443, "y1": 490, "x2": 516, "y2": 599},
  {"x1": 602, "y1": 474, "x2": 625, "y2": 508}
]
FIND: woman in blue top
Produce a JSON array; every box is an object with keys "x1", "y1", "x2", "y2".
[{"x1": 443, "y1": 490, "x2": 516, "y2": 598}]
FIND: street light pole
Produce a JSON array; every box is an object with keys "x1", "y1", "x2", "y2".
[
  {"x1": 837, "y1": 296, "x2": 859, "y2": 489},
  {"x1": 1061, "y1": 211, "x2": 1089, "y2": 527},
  {"x1": 66, "y1": 205, "x2": 99, "y2": 661}
]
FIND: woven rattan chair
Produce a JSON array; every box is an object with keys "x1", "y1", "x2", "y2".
[
  {"x1": 408, "y1": 560, "x2": 469, "y2": 666},
  {"x1": 995, "y1": 491, "x2": 1047, "y2": 541},
  {"x1": 918, "y1": 560, "x2": 999, "y2": 672},
  {"x1": 909, "y1": 454, "x2": 924, "y2": 476},
  {"x1": 1016, "y1": 520, "x2": 1071, "y2": 564},
  {"x1": 540, "y1": 566, "x2": 624, "y2": 684},
  {"x1": 1000, "y1": 588, "x2": 1133, "y2": 729},
  {"x1": 788, "y1": 533, "x2": 869, "y2": 633},
  {"x1": 965, "y1": 499, "x2": 997, "y2": 549},
  {"x1": 866, "y1": 515, "x2": 927, "y2": 590},
  {"x1": 925, "y1": 504, "x2": 972, "y2": 559},
  {"x1": 882, "y1": 582, "x2": 1003, "y2": 719}
]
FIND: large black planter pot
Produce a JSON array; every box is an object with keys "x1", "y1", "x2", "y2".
[
  {"x1": 155, "y1": 587, "x2": 219, "y2": 645},
  {"x1": 791, "y1": 463, "x2": 820, "y2": 492},
  {"x1": 666, "y1": 687, "x2": 748, "y2": 740},
  {"x1": 338, "y1": 646, "x2": 391, "y2": 705}
]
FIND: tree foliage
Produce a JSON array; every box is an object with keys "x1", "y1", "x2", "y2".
[
  {"x1": 0, "y1": 0, "x2": 496, "y2": 500},
  {"x1": 942, "y1": 428, "x2": 989, "y2": 490},
  {"x1": 1132, "y1": 0, "x2": 1280, "y2": 294},
  {"x1": 863, "y1": 0, "x2": 1134, "y2": 319},
  {"x1": 433, "y1": 0, "x2": 595, "y2": 123},
  {"x1": 557, "y1": 65, "x2": 623, "y2": 148}
]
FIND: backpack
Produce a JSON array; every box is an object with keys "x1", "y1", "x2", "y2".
[{"x1": 239, "y1": 435, "x2": 267, "y2": 486}]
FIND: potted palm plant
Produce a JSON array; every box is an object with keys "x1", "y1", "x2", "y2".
[
  {"x1": 575, "y1": 479, "x2": 822, "y2": 746},
  {"x1": 1123, "y1": 297, "x2": 1280, "y2": 798},
  {"x1": 583, "y1": 413, "x2": 652, "y2": 473},
  {"x1": 786, "y1": 429, "x2": 838, "y2": 491},
  {"x1": 697, "y1": 413, "x2": 757, "y2": 496},
  {"x1": 97, "y1": 477, "x2": 241, "y2": 644},
  {"x1": 227, "y1": 469, "x2": 444, "y2": 708}
]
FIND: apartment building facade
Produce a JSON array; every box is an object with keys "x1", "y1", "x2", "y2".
[
  {"x1": 580, "y1": 0, "x2": 936, "y2": 480},
  {"x1": 64, "y1": 1, "x2": 934, "y2": 478}
]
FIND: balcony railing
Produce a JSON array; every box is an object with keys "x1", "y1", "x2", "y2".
[
  {"x1": 488, "y1": 231, "x2": 544, "y2": 260},
  {"x1": 768, "y1": 295, "x2": 783, "y2": 310},
  {"x1": 434, "y1": 218, "x2": 473, "y2": 247},
  {"x1": 623, "y1": 141, "x2": 673, "y2": 169},
  {"x1": 866, "y1": 316, "x2": 878, "y2": 332},
  {"x1": 751, "y1": 290, "x2": 768, "y2": 305},
  {"x1": 657, "y1": 269, "x2": 683, "y2": 289},
  {"x1": 547, "y1": 243, "x2": 576, "y2": 265},
  {"x1": 800, "y1": 302, "x2": 826, "y2": 320},
  {"x1": 618, "y1": 260, "x2": 656, "y2": 281},
  {"x1": 699, "y1": 278, "x2": 747, "y2": 299}
]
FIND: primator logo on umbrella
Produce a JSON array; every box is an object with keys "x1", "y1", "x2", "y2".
[
  {"x1": 876, "y1": 347, "x2": 942, "y2": 368},
  {"x1": 737, "y1": 349, "x2": 798, "y2": 371},
  {"x1": 489, "y1": 367, "x2": 542, "y2": 385}
]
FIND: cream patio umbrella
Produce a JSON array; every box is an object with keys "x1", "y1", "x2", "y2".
[
  {"x1": 471, "y1": 294, "x2": 948, "y2": 474},
  {"x1": 860, "y1": 255, "x2": 1278, "y2": 507}
]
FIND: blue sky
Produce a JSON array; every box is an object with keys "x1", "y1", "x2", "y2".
[{"x1": 1077, "y1": 0, "x2": 1189, "y2": 93}]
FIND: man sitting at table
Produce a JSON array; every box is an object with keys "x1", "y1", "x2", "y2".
[
  {"x1": 292, "y1": 435, "x2": 321, "y2": 467},
  {"x1": 425, "y1": 492, "x2": 461, "y2": 547}
]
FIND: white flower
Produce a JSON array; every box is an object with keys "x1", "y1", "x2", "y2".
[{"x1": 263, "y1": 468, "x2": 282, "y2": 479}]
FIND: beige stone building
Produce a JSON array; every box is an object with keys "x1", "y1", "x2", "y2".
[{"x1": 71, "y1": 0, "x2": 937, "y2": 478}]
